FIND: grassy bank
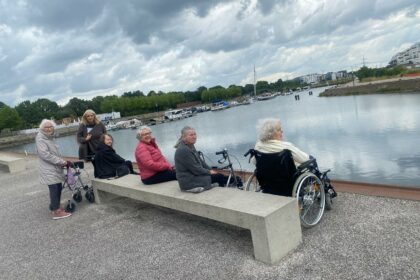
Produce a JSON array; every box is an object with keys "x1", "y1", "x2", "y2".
[{"x1": 319, "y1": 77, "x2": 420, "y2": 97}]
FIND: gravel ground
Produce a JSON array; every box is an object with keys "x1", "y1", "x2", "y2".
[{"x1": 0, "y1": 157, "x2": 419, "y2": 280}]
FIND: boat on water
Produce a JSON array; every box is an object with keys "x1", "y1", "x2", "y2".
[
  {"x1": 164, "y1": 109, "x2": 184, "y2": 121},
  {"x1": 211, "y1": 101, "x2": 229, "y2": 111},
  {"x1": 257, "y1": 93, "x2": 276, "y2": 101}
]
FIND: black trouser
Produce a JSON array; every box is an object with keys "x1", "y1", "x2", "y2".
[
  {"x1": 48, "y1": 183, "x2": 63, "y2": 211},
  {"x1": 124, "y1": 160, "x2": 135, "y2": 174},
  {"x1": 211, "y1": 173, "x2": 230, "y2": 187},
  {"x1": 142, "y1": 170, "x2": 177, "y2": 185}
]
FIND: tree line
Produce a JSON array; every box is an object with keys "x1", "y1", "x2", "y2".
[
  {"x1": 0, "y1": 78, "x2": 306, "y2": 131},
  {"x1": 2, "y1": 64, "x2": 413, "y2": 131}
]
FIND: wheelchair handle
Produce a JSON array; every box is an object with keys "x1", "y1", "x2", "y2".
[
  {"x1": 244, "y1": 149, "x2": 254, "y2": 157},
  {"x1": 215, "y1": 149, "x2": 227, "y2": 156}
]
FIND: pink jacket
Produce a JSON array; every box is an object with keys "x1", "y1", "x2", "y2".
[{"x1": 135, "y1": 139, "x2": 172, "y2": 180}]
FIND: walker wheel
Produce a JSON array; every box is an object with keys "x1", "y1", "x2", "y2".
[
  {"x1": 73, "y1": 191, "x2": 82, "y2": 203},
  {"x1": 85, "y1": 190, "x2": 95, "y2": 203},
  {"x1": 65, "y1": 201, "x2": 76, "y2": 213}
]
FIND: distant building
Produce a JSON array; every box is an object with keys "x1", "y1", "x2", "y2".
[
  {"x1": 336, "y1": 70, "x2": 348, "y2": 79},
  {"x1": 298, "y1": 73, "x2": 322, "y2": 84},
  {"x1": 389, "y1": 42, "x2": 420, "y2": 67},
  {"x1": 325, "y1": 72, "x2": 337, "y2": 81},
  {"x1": 97, "y1": 112, "x2": 121, "y2": 121}
]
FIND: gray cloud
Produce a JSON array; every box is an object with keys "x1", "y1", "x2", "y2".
[{"x1": 0, "y1": 0, "x2": 419, "y2": 106}]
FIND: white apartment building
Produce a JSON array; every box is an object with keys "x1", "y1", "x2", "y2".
[
  {"x1": 299, "y1": 73, "x2": 322, "y2": 84},
  {"x1": 389, "y1": 42, "x2": 420, "y2": 66}
]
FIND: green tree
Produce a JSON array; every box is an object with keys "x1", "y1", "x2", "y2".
[
  {"x1": 122, "y1": 90, "x2": 145, "y2": 98},
  {"x1": 90, "y1": 96, "x2": 105, "y2": 114},
  {"x1": 64, "y1": 97, "x2": 90, "y2": 117},
  {"x1": 243, "y1": 84, "x2": 255, "y2": 95},
  {"x1": 0, "y1": 106, "x2": 23, "y2": 131}
]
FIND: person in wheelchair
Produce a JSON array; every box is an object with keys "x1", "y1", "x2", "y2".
[
  {"x1": 93, "y1": 133, "x2": 138, "y2": 179},
  {"x1": 253, "y1": 118, "x2": 335, "y2": 197}
]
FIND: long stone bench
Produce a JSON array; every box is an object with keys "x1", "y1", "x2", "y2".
[
  {"x1": 0, "y1": 154, "x2": 26, "y2": 173},
  {"x1": 91, "y1": 175, "x2": 302, "y2": 264}
]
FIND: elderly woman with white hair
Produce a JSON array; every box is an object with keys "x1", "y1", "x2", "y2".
[
  {"x1": 254, "y1": 118, "x2": 310, "y2": 166},
  {"x1": 36, "y1": 119, "x2": 71, "y2": 220},
  {"x1": 134, "y1": 126, "x2": 176, "y2": 184}
]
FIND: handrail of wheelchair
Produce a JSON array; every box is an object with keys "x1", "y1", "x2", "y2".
[{"x1": 297, "y1": 158, "x2": 316, "y2": 172}]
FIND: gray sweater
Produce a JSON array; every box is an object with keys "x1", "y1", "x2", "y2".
[
  {"x1": 36, "y1": 131, "x2": 66, "y2": 185},
  {"x1": 174, "y1": 141, "x2": 211, "y2": 190}
]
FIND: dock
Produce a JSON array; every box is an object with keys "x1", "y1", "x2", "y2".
[{"x1": 0, "y1": 152, "x2": 419, "y2": 279}]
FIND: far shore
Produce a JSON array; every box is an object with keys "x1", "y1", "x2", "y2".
[{"x1": 319, "y1": 76, "x2": 420, "y2": 96}]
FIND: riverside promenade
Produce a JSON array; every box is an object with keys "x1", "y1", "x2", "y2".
[{"x1": 1, "y1": 153, "x2": 419, "y2": 279}]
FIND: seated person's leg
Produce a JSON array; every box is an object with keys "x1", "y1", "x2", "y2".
[
  {"x1": 210, "y1": 173, "x2": 229, "y2": 187},
  {"x1": 124, "y1": 160, "x2": 139, "y2": 175},
  {"x1": 142, "y1": 170, "x2": 176, "y2": 185}
]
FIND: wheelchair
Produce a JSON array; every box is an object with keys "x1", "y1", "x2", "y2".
[{"x1": 244, "y1": 149, "x2": 337, "y2": 228}]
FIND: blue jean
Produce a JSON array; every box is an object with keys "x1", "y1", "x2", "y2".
[{"x1": 48, "y1": 183, "x2": 63, "y2": 211}]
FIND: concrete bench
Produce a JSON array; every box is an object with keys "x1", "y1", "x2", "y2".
[
  {"x1": 91, "y1": 175, "x2": 302, "y2": 264},
  {"x1": 0, "y1": 154, "x2": 26, "y2": 173}
]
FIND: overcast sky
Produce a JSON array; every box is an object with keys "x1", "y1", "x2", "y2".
[{"x1": 0, "y1": 0, "x2": 419, "y2": 107}]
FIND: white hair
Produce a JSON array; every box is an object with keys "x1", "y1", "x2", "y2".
[
  {"x1": 136, "y1": 126, "x2": 151, "y2": 140},
  {"x1": 39, "y1": 119, "x2": 56, "y2": 129},
  {"x1": 257, "y1": 118, "x2": 282, "y2": 142}
]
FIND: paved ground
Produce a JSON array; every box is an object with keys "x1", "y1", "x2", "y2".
[{"x1": 0, "y1": 156, "x2": 419, "y2": 280}]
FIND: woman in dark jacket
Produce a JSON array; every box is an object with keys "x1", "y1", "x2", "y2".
[
  {"x1": 174, "y1": 126, "x2": 231, "y2": 193},
  {"x1": 93, "y1": 134, "x2": 138, "y2": 178},
  {"x1": 77, "y1": 109, "x2": 106, "y2": 161}
]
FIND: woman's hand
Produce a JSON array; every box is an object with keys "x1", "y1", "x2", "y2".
[
  {"x1": 210, "y1": 169, "x2": 217, "y2": 175},
  {"x1": 85, "y1": 134, "x2": 92, "y2": 141}
]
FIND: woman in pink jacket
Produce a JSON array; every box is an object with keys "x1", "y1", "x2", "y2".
[{"x1": 135, "y1": 126, "x2": 176, "y2": 185}]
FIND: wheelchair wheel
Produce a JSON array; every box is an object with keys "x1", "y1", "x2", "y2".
[
  {"x1": 292, "y1": 172, "x2": 326, "y2": 228},
  {"x1": 85, "y1": 189, "x2": 95, "y2": 203},
  {"x1": 244, "y1": 172, "x2": 261, "y2": 192},
  {"x1": 73, "y1": 191, "x2": 82, "y2": 203},
  {"x1": 325, "y1": 192, "x2": 333, "y2": 210}
]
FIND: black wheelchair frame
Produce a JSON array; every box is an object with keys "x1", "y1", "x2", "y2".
[{"x1": 244, "y1": 149, "x2": 337, "y2": 228}]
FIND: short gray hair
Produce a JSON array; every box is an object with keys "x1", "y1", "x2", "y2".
[
  {"x1": 136, "y1": 126, "x2": 151, "y2": 140},
  {"x1": 257, "y1": 118, "x2": 282, "y2": 142},
  {"x1": 39, "y1": 119, "x2": 56, "y2": 129}
]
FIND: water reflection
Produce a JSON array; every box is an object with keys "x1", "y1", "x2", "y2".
[{"x1": 5, "y1": 89, "x2": 420, "y2": 187}]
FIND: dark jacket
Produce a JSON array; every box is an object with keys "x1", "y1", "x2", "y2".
[
  {"x1": 77, "y1": 122, "x2": 106, "y2": 160},
  {"x1": 174, "y1": 141, "x2": 211, "y2": 190},
  {"x1": 93, "y1": 142, "x2": 127, "y2": 179}
]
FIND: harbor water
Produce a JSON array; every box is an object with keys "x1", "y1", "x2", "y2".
[{"x1": 6, "y1": 88, "x2": 420, "y2": 187}]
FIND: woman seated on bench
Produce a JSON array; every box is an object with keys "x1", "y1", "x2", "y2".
[
  {"x1": 93, "y1": 133, "x2": 138, "y2": 178},
  {"x1": 135, "y1": 126, "x2": 176, "y2": 185},
  {"x1": 174, "y1": 126, "x2": 231, "y2": 193}
]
